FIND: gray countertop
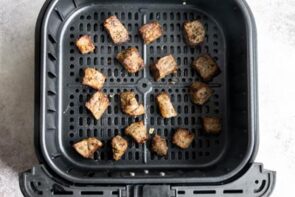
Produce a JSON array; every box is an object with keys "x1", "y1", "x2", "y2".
[{"x1": 0, "y1": 0, "x2": 294, "y2": 196}]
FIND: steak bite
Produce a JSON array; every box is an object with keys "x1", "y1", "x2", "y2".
[
  {"x1": 112, "y1": 135, "x2": 128, "y2": 161},
  {"x1": 76, "y1": 35, "x2": 95, "y2": 54},
  {"x1": 139, "y1": 21, "x2": 163, "y2": 44},
  {"x1": 151, "y1": 135, "x2": 168, "y2": 156},
  {"x1": 190, "y1": 81, "x2": 213, "y2": 105},
  {"x1": 73, "y1": 137, "x2": 103, "y2": 159},
  {"x1": 202, "y1": 116, "x2": 221, "y2": 134},
  {"x1": 125, "y1": 121, "x2": 148, "y2": 144},
  {"x1": 85, "y1": 91, "x2": 110, "y2": 120},
  {"x1": 116, "y1": 47, "x2": 144, "y2": 73},
  {"x1": 183, "y1": 20, "x2": 205, "y2": 47},
  {"x1": 156, "y1": 92, "x2": 177, "y2": 118},
  {"x1": 82, "y1": 67, "x2": 106, "y2": 90},
  {"x1": 172, "y1": 129, "x2": 195, "y2": 149},
  {"x1": 150, "y1": 54, "x2": 178, "y2": 81},
  {"x1": 192, "y1": 54, "x2": 220, "y2": 81},
  {"x1": 120, "y1": 91, "x2": 145, "y2": 116},
  {"x1": 103, "y1": 15, "x2": 129, "y2": 44}
]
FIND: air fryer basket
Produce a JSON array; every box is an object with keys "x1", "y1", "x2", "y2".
[{"x1": 20, "y1": 0, "x2": 275, "y2": 196}]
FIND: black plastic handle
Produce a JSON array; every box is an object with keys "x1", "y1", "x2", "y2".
[{"x1": 20, "y1": 163, "x2": 275, "y2": 197}]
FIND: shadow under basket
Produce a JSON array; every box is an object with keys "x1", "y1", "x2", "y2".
[{"x1": 20, "y1": 0, "x2": 275, "y2": 196}]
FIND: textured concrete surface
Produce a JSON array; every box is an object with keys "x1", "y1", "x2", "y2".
[{"x1": 0, "y1": 0, "x2": 294, "y2": 196}]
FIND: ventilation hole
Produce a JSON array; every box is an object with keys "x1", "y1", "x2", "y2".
[
  {"x1": 170, "y1": 12, "x2": 174, "y2": 20},
  {"x1": 149, "y1": 13, "x2": 153, "y2": 20},
  {"x1": 223, "y1": 190, "x2": 243, "y2": 194},
  {"x1": 194, "y1": 190, "x2": 216, "y2": 194},
  {"x1": 135, "y1": 152, "x2": 139, "y2": 160},
  {"x1": 128, "y1": 12, "x2": 132, "y2": 20},
  {"x1": 128, "y1": 152, "x2": 132, "y2": 160},
  {"x1": 79, "y1": 23, "x2": 83, "y2": 31},
  {"x1": 178, "y1": 151, "x2": 182, "y2": 159},
  {"x1": 155, "y1": 12, "x2": 160, "y2": 20},
  {"x1": 81, "y1": 190, "x2": 104, "y2": 196},
  {"x1": 79, "y1": 106, "x2": 83, "y2": 114},
  {"x1": 177, "y1": 190, "x2": 185, "y2": 195},
  {"x1": 162, "y1": 23, "x2": 167, "y2": 31},
  {"x1": 87, "y1": 23, "x2": 91, "y2": 31},
  {"x1": 70, "y1": 26, "x2": 75, "y2": 31},
  {"x1": 255, "y1": 180, "x2": 259, "y2": 184},
  {"x1": 171, "y1": 117, "x2": 175, "y2": 125},
  {"x1": 85, "y1": 15, "x2": 91, "y2": 20},
  {"x1": 192, "y1": 151, "x2": 196, "y2": 159},
  {"x1": 101, "y1": 35, "x2": 105, "y2": 43},
  {"x1": 69, "y1": 133, "x2": 74, "y2": 138}
]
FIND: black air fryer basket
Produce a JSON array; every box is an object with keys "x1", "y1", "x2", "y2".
[{"x1": 20, "y1": 0, "x2": 276, "y2": 196}]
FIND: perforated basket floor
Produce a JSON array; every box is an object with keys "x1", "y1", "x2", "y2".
[{"x1": 60, "y1": 4, "x2": 226, "y2": 168}]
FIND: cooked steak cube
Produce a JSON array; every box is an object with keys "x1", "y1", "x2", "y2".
[
  {"x1": 103, "y1": 15, "x2": 129, "y2": 44},
  {"x1": 183, "y1": 20, "x2": 205, "y2": 47},
  {"x1": 192, "y1": 54, "x2": 220, "y2": 81},
  {"x1": 116, "y1": 47, "x2": 144, "y2": 73},
  {"x1": 85, "y1": 91, "x2": 109, "y2": 120},
  {"x1": 202, "y1": 116, "x2": 221, "y2": 134},
  {"x1": 150, "y1": 54, "x2": 178, "y2": 81},
  {"x1": 139, "y1": 21, "x2": 163, "y2": 44},
  {"x1": 190, "y1": 82, "x2": 213, "y2": 105},
  {"x1": 125, "y1": 121, "x2": 148, "y2": 144},
  {"x1": 73, "y1": 137, "x2": 103, "y2": 159},
  {"x1": 172, "y1": 129, "x2": 195, "y2": 149},
  {"x1": 82, "y1": 67, "x2": 106, "y2": 90},
  {"x1": 111, "y1": 135, "x2": 128, "y2": 161},
  {"x1": 120, "y1": 91, "x2": 145, "y2": 116},
  {"x1": 151, "y1": 135, "x2": 168, "y2": 156},
  {"x1": 75, "y1": 35, "x2": 95, "y2": 54},
  {"x1": 156, "y1": 92, "x2": 177, "y2": 118}
]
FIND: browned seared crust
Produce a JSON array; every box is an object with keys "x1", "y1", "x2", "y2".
[
  {"x1": 120, "y1": 91, "x2": 145, "y2": 116},
  {"x1": 116, "y1": 48, "x2": 144, "y2": 73},
  {"x1": 156, "y1": 92, "x2": 177, "y2": 118},
  {"x1": 152, "y1": 135, "x2": 168, "y2": 156},
  {"x1": 103, "y1": 15, "x2": 129, "y2": 44},
  {"x1": 190, "y1": 82, "x2": 213, "y2": 105},
  {"x1": 111, "y1": 135, "x2": 128, "y2": 160},
  {"x1": 202, "y1": 116, "x2": 221, "y2": 134},
  {"x1": 192, "y1": 54, "x2": 220, "y2": 81},
  {"x1": 183, "y1": 20, "x2": 205, "y2": 47},
  {"x1": 172, "y1": 129, "x2": 195, "y2": 149},
  {"x1": 125, "y1": 121, "x2": 148, "y2": 144},
  {"x1": 139, "y1": 21, "x2": 163, "y2": 44},
  {"x1": 85, "y1": 91, "x2": 110, "y2": 120},
  {"x1": 76, "y1": 35, "x2": 95, "y2": 54},
  {"x1": 73, "y1": 137, "x2": 103, "y2": 158},
  {"x1": 82, "y1": 67, "x2": 106, "y2": 90},
  {"x1": 150, "y1": 54, "x2": 178, "y2": 81}
]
